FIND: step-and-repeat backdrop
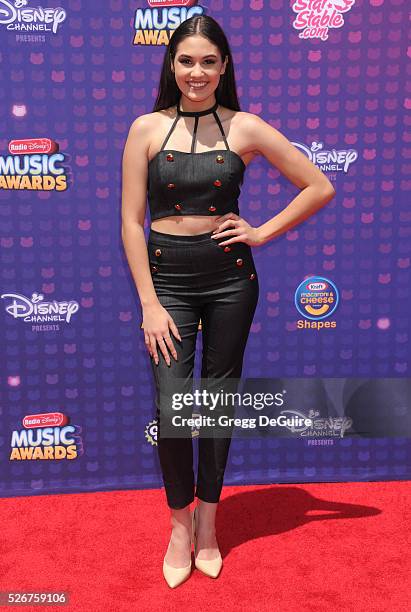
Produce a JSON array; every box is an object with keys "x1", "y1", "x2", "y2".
[{"x1": 1, "y1": 1, "x2": 410, "y2": 497}]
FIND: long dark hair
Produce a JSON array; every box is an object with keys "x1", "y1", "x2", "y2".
[{"x1": 152, "y1": 15, "x2": 241, "y2": 113}]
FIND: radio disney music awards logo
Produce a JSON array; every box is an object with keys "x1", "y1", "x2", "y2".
[
  {"x1": 292, "y1": 0, "x2": 356, "y2": 41},
  {"x1": 292, "y1": 140, "x2": 358, "y2": 179},
  {"x1": 10, "y1": 412, "x2": 84, "y2": 461},
  {"x1": 0, "y1": 138, "x2": 69, "y2": 192},
  {"x1": 133, "y1": 0, "x2": 205, "y2": 46},
  {"x1": 295, "y1": 276, "x2": 339, "y2": 329},
  {"x1": 0, "y1": 0, "x2": 67, "y2": 37},
  {"x1": 1, "y1": 291, "x2": 80, "y2": 332}
]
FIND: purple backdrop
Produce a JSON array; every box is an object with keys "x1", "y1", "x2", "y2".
[{"x1": 0, "y1": 0, "x2": 410, "y2": 498}]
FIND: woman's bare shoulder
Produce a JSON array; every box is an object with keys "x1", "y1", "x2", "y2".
[
  {"x1": 218, "y1": 107, "x2": 263, "y2": 158},
  {"x1": 229, "y1": 108, "x2": 260, "y2": 124},
  {"x1": 219, "y1": 105, "x2": 260, "y2": 130},
  {"x1": 128, "y1": 106, "x2": 176, "y2": 134}
]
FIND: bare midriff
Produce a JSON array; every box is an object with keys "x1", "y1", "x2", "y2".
[{"x1": 150, "y1": 215, "x2": 223, "y2": 236}]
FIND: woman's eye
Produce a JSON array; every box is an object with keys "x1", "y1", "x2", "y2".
[{"x1": 180, "y1": 59, "x2": 215, "y2": 65}]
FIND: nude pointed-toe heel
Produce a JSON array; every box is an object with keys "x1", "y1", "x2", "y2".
[
  {"x1": 162, "y1": 556, "x2": 192, "y2": 589},
  {"x1": 162, "y1": 515, "x2": 194, "y2": 589},
  {"x1": 193, "y1": 506, "x2": 223, "y2": 579}
]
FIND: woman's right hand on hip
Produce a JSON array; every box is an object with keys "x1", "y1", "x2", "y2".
[{"x1": 142, "y1": 303, "x2": 181, "y2": 366}]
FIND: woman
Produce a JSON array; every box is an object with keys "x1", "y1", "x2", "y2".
[{"x1": 121, "y1": 15, "x2": 335, "y2": 588}]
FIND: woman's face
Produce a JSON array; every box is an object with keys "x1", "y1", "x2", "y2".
[{"x1": 172, "y1": 34, "x2": 227, "y2": 104}]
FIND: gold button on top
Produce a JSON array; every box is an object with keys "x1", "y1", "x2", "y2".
[
  {"x1": 174, "y1": 203, "x2": 182, "y2": 210},
  {"x1": 208, "y1": 205, "x2": 216, "y2": 212},
  {"x1": 236, "y1": 258, "x2": 243, "y2": 266},
  {"x1": 249, "y1": 273, "x2": 256, "y2": 280},
  {"x1": 155, "y1": 248, "x2": 162, "y2": 257},
  {"x1": 167, "y1": 183, "x2": 176, "y2": 189},
  {"x1": 166, "y1": 153, "x2": 174, "y2": 161},
  {"x1": 216, "y1": 155, "x2": 224, "y2": 164},
  {"x1": 213, "y1": 179, "x2": 222, "y2": 187},
  {"x1": 223, "y1": 246, "x2": 231, "y2": 252}
]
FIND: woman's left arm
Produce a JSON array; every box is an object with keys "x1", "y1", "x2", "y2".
[
  {"x1": 212, "y1": 114, "x2": 336, "y2": 247},
  {"x1": 249, "y1": 114, "x2": 336, "y2": 245}
]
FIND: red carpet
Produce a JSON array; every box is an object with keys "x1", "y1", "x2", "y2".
[{"x1": 0, "y1": 481, "x2": 409, "y2": 611}]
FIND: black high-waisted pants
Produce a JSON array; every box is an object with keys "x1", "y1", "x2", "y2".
[{"x1": 147, "y1": 228, "x2": 259, "y2": 509}]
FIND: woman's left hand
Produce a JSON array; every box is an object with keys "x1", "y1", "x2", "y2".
[{"x1": 211, "y1": 213, "x2": 263, "y2": 247}]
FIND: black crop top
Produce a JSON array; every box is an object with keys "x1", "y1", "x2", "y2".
[{"x1": 147, "y1": 99, "x2": 246, "y2": 221}]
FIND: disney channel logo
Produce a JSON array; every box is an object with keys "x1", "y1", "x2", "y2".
[
  {"x1": 1, "y1": 291, "x2": 80, "y2": 324},
  {"x1": 0, "y1": 0, "x2": 66, "y2": 34}
]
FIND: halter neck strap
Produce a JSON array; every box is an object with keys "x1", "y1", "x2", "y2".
[
  {"x1": 176, "y1": 99, "x2": 219, "y2": 117},
  {"x1": 159, "y1": 99, "x2": 229, "y2": 153}
]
